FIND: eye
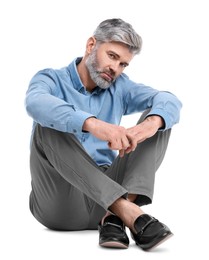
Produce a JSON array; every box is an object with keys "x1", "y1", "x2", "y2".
[
  {"x1": 120, "y1": 63, "x2": 128, "y2": 68},
  {"x1": 108, "y1": 53, "x2": 115, "y2": 59}
]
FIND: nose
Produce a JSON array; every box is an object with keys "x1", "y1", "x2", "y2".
[{"x1": 109, "y1": 60, "x2": 120, "y2": 73}]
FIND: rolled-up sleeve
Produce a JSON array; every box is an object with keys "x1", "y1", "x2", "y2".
[
  {"x1": 25, "y1": 69, "x2": 94, "y2": 133},
  {"x1": 146, "y1": 91, "x2": 182, "y2": 130},
  {"x1": 123, "y1": 79, "x2": 182, "y2": 130}
]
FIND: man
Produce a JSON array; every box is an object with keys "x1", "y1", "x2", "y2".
[{"x1": 25, "y1": 18, "x2": 182, "y2": 251}]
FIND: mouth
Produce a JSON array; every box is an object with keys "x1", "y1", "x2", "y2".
[{"x1": 100, "y1": 72, "x2": 114, "y2": 82}]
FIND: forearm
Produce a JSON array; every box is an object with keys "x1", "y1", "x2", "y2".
[
  {"x1": 25, "y1": 93, "x2": 94, "y2": 133},
  {"x1": 126, "y1": 114, "x2": 165, "y2": 151},
  {"x1": 83, "y1": 117, "x2": 121, "y2": 142},
  {"x1": 144, "y1": 115, "x2": 165, "y2": 130}
]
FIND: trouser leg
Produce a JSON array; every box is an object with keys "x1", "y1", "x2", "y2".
[
  {"x1": 29, "y1": 110, "x2": 171, "y2": 230},
  {"x1": 107, "y1": 129, "x2": 171, "y2": 206},
  {"x1": 105, "y1": 110, "x2": 171, "y2": 206},
  {"x1": 29, "y1": 124, "x2": 127, "y2": 230}
]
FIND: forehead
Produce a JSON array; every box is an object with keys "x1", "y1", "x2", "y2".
[{"x1": 98, "y1": 41, "x2": 134, "y2": 61}]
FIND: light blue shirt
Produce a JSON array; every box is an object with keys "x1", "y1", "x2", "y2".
[{"x1": 25, "y1": 57, "x2": 182, "y2": 166}]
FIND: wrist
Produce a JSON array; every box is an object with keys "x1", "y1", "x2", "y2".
[
  {"x1": 145, "y1": 115, "x2": 165, "y2": 129},
  {"x1": 82, "y1": 117, "x2": 97, "y2": 132}
]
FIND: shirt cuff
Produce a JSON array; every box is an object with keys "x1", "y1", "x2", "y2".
[{"x1": 66, "y1": 110, "x2": 95, "y2": 133}]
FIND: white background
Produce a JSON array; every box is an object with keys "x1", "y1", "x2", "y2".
[{"x1": 1, "y1": 0, "x2": 208, "y2": 259}]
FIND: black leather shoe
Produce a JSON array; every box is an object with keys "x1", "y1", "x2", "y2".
[
  {"x1": 130, "y1": 214, "x2": 173, "y2": 251},
  {"x1": 98, "y1": 215, "x2": 129, "y2": 249}
]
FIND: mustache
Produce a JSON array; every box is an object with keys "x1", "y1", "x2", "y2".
[{"x1": 98, "y1": 69, "x2": 115, "y2": 78}]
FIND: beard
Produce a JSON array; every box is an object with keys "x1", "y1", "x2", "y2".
[{"x1": 85, "y1": 48, "x2": 115, "y2": 89}]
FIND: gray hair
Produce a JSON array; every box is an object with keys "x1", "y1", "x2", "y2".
[{"x1": 93, "y1": 18, "x2": 142, "y2": 55}]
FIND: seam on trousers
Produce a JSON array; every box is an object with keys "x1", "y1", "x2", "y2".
[{"x1": 41, "y1": 140, "x2": 98, "y2": 195}]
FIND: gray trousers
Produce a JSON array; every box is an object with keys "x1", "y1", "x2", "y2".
[{"x1": 29, "y1": 113, "x2": 171, "y2": 231}]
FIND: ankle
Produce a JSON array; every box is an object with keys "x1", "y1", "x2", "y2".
[{"x1": 109, "y1": 198, "x2": 144, "y2": 231}]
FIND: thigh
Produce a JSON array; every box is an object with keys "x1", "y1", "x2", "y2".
[
  {"x1": 29, "y1": 132, "x2": 91, "y2": 231},
  {"x1": 33, "y1": 124, "x2": 127, "y2": 211}
]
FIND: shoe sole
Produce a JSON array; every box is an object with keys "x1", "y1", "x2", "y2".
[
  {"x1": 136, "y1": 231, "x2": 173, "y2": 251},
  {"x1": 100, "y1": 241, "x2": 129, "y2": 249}
]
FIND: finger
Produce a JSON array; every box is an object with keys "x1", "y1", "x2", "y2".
[
  {"x1": 108, "y1": 139, "x2": 124, "y2": 151},
  {"x1": 109, "y1": 136, "x2": 129, "y2": 151},
  {"x1": 121, "y1": 136, "x2": 131, "y2": 150},
  {"x1": 119, "y1": 149, "x2": 125, "y2": 157},
  {"x1": 125, "y1": 137, "x2": 137, "y2": 153},
  {"x1": 125, "y1": 145, "x2": 135, "y2": 154},
  {"x1": 125, "y1": 146, "x2": 133, "y2": 154},
  {"x1": 130, "y1": 138, "x2": 138, "y2": 151}
]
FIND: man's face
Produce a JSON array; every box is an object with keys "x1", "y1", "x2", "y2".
[{"x1": 85, "y1": 41, "x2": 134, "y2": 89}]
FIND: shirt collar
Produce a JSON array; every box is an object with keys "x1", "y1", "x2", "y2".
[
  {"x1": 67, "y1": 57, "x2": 84, "y2": 92},
  {"x1": 67, "y1": 57, "x2": 105, "y2": 95}
]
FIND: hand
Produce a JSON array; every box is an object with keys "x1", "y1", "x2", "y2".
[
  {"x1": 83, "y1": 115, "x2": 164, "y2": 157},
  {"x1": 124, "y1": 115, "x2": 164, "y2": 154},
  {"x1": 83, "y1": 117, "x2": 131, "y2": 156}
]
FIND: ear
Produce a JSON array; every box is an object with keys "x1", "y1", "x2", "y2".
[{"x1": 86, "y1": 37, "x2": 97, "y2": 54}]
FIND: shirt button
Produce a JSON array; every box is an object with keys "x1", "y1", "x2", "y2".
[
  {"x1": 50, "y1": 124, "x2": 54, "y2": 127},
  {"x1": 73, "y1": 129, "x2": 77, "y2": 133}
]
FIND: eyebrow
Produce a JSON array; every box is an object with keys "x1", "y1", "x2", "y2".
[{"x1": 108, "y1": 51, "x2": 130, "y2": 66}]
